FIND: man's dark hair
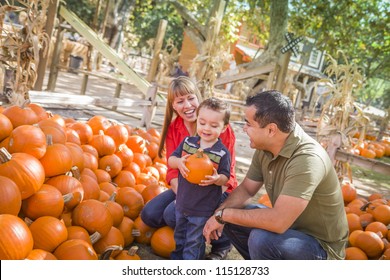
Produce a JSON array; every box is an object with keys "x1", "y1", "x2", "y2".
[{"x1": 245, "y1": 90, "x2": 295, "y2": 133}]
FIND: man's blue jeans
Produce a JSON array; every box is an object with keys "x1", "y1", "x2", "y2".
[
  {"x1": 224, "y1": 204, "x2": 328, "y2": 260},
  {"x1": 171, "y1": 210, "x2": 209, "y2": 260}
]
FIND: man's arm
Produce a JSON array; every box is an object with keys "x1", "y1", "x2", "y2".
[{"x1": 223, "y1": 194, "x2": 309, "y2": 234}]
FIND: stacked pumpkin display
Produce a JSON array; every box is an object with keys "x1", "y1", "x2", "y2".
[
  {"x1": 0, "y1": 102, "x2": 175, "y2": 260},
  {"x1": 342, "y1": 181, "x2": 390, "y2": 260}
]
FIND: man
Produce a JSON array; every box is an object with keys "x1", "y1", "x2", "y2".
[{"x1": 203, "y1": 90, "x2": 348, "y2": 260}]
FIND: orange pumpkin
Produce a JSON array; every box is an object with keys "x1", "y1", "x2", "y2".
[
  {"x1": 150, "y1": 226, "x2": 176, "y2": 258},
  {"x1": 0, "y1": 214, "x2": 34, "y2": 260},
  {"x1": 39, "y1": 135, "x2": 73, "y2": 177},
  {"x1": 341, "y1": 182, "x2": 357, "y2": 204},
  {"x1": 0, "y1": 175, "x2": 21, "y2": 215},
  {"x1": 98, "y1": 154, "x2": 123, "y2": 178},
  {"x1": 21, "y1": 184, "x2": 64, "y2": 220},
  {"x1": 115, "y1": 144, "x2": 134, "y2": 168},
  {"x1": 105, "y1": 122, "x2": 129, "y2": 147},
  {"x1": 46, "y1": 174, "x2": 84, "y2": 210},
  {"x1": 0, "y1": 148, "x2": 45, "y2": 199},
  {"x1": 87, "y1": 115, "x2": 111, "y2": 135},
  {"x1": 372, "y1": 205, "x2": 390, "y2": 225},
  {"x1": 0, "y1": 113, "x2": 13, "y2": 142},
  {"x1": 112, "y1": 170, "x2": 136, "y2": 188},
  {"x1": 29, "y1": 216, "x2": 68, "y2": 252},
  {"x1": 115, "y1": 187, "x2": 144, "y2": 220},
  {"x1": 117, "y1": 216, "x2": 135, "y2": 247},
  {"x1": 355, "y1": 231, "x2": 385, "y2": 258},
  {"x1": 66, "y1": 225, "x2": 93, "y2": 244},
  {"x1": 93, "y1": 226, "x2": 124, "y2": 256},
  {"x1": 7, "y1": 125, "x2": 47, "y2": 159},
  {"x1": 25, "y1": 249, "x2": 57, "y2": 260},
  {"x1": 89, "y1": 131, "x2": 116, "y2": 157},
  {"x1": 345, "y1": 247, "x2": 368, "y2": 260},
  {"x1": 115, "y1": 246, "x2": 141, "y2": 260},
  {"x1": 185, "y1": 149, "x2": 214, "y2": 184},
  {"x1": 53, "y1": 239, "x2": 98, "y2": 260},
  {"x1": 104, "y1": 200, "x2": 124, "y2": 227},
  {"x1": 70, "y1": 122, "x2": 93, "y2": 144},
  {"x1": 72, "y1": 199, "x2": 113, "y2": 238},
  {"x1": 133, "y1": 216, "x2": 156, "y2": 245},
  {"x1": 141, "y1": 184, "x2": 168, "y2": 204},
  {"x1": 2, "y1": 103, "x2": 39, "y2": 128},
  {"x1": 38, "y1": 119, "x2": 67, "y2": 144}
]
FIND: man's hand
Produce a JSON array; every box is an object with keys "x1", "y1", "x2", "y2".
[{"x1": 203, "y1": 215, "x2": 224, "y2": 244}]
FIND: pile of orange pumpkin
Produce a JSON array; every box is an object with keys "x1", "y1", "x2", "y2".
[
  {"x1": 350, "y1": 134, "x2": 390, "y2": 159},
  {"x1": 0, "y1": 102, "x2": 176, "y2": 260},
  {"x1": 342, "y1": 181, "x2": 390, "y2": 260}
]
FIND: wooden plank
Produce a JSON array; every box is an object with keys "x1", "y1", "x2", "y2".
[
  {"x1": 335, "y1": 149, "x2": 390, "y2": 175},
  {"x1": 59, "y1": 6, "x2": 150, "y2": 95},
  {"x1": 214, "y1": 63, "x2": 275, "y2": 86},
  {"x1": 29, "y1": 91, "x2": 151, "y2": 107}
]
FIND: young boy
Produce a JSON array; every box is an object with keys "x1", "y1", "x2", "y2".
[{"x1": 168, "y1": 97, "x2": 231, "y2": 260}]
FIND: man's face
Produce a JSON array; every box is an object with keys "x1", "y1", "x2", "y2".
[{"x1": 243, "y1": 106, "x2": 269, "y2": 150}]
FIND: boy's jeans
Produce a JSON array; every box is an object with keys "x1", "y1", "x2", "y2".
[{"x1": 171, "y1": 210, "x2": 209, "y2": 260}]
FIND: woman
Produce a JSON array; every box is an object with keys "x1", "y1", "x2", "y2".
[{"x1": 141, "y1": 76, "x2": 237, "y2": 260}]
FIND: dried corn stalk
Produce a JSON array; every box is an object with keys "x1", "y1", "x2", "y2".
[
  {"x1": 0, "y1": 0, "x2": 50, "y2": 105},
  {"x1": 188, "y1": 17, "x2": 233, "y2": 99},
  {"x1": 314, "y1": 51, "x2": 367, "y2": 181}
]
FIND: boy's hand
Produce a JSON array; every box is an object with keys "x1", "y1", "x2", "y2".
[
  {"x1": 199, "y1": 168, "x2": 220, "y2": 186},
  {"x1": 177, "y1": 154, "x2": 190, "y2": 178}
]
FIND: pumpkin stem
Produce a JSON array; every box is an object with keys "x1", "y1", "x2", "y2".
[
  {"x1": 196, "y1": 148, "x2": 204, "y2": 158},
  {"x1": 0, "y1": 147, "x2": 12, "y2": 163},
  {"x1": 46, "y1": 134, "x2": 53, "y2": 146},
  {"x1": 24, "y1": 217, "x2": 33, "y2": 226},
  {"x1": 109, "y1": 192, "x2": 117, "y2": 201},
  {"x1": 99, "y1": 245, "x2": 123, "y2": 260},
  {"x1": 21, "y1": 99, "x2": 31, "y2": 108},
  {"x1": 63, "y1": 193, "x2": 74, "y2": 204},
  {"x1": 90, "y1": 231, "x2": 102, "y2": 244},
  {"x1": 127, "y1": 246, "x2": 139, "y2": 256},
  {"x1": 70, "y1": 166, "x2": 81, "y2": 180}
]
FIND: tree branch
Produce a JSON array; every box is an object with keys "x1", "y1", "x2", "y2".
[{"x1": 168, "y1": 0, "x2": 207, "y2": 39}]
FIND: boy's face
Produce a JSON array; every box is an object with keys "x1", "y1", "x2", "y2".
[{"x1": 197, "y1": 107, "x2": 227, "y2": 143}]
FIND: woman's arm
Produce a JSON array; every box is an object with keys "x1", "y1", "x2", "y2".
[{"x1": 220, "y1": 125, "x2": 238, "y2": 192}]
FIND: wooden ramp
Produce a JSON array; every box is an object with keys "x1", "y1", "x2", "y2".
[{"x1": 59, "y1": 6, "x2": 150, "y2": 95}]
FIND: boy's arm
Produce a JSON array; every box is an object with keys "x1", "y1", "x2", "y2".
[{"x1": 168, "y1": 154, "x2": 190, "y2": 179}]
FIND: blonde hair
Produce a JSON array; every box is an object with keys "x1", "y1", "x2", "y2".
[{"x1": 158, "y1": 76, "x2": 202, "y2": 158}]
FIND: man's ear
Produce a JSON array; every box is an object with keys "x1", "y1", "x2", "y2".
[{"x1": 268, "y1": 123, "x2": 278, "y2": 136}]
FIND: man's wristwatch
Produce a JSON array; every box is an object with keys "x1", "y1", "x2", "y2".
[{"x1": 215, "y1": 208, "x2": 225, "y2": 224}]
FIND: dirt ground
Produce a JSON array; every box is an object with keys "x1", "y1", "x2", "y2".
[{"x1": 37, "y1": 68, "x2": 389, "y2": 260}]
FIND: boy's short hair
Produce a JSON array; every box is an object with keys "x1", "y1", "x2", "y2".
[{"x1": 197, "y1": 97, "x2": 231, "y2": 125}]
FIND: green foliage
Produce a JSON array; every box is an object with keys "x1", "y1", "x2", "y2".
[
  {"x1": 63, "y1": 0, "x2": 96, "y2": 26},
  {"x1": 289, "y1": 0, "x2": 389, "y2": 82},
  {"x1": 129, "y1": 0, "x2": 184, "y2": 50}
]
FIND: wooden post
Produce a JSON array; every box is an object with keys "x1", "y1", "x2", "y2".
[
  {"x1": 140, "y1": 84, "x2": 158, "y2": 129},
  {"x1": 46, "y1": 25, "x2": 65, "y2": 91},
  {"x1": 34, "y1": 0, "x2": 60, "y2": 91},
  {"x1": 80, "y1": 74, "x2": 89, "y2": 95},
  {"x1": 275, "y1": 52, "x2": 291, "y2": 92},
  {"x1": 112, "y1": 83, "x2": 122, "y2": 111},
  {"x1": 146, "y1": 19, "x2": 167, "y2": 82}
]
